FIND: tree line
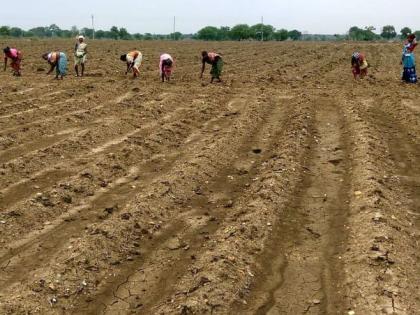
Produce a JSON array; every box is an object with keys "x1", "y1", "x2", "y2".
[
  {"x1": 347, "y1": 26, "x2": 420, "y2": 41},
  {"x1": 0, "y1": 24, "x2": 185, "y2": 40},
  {"x1": 0, "y1": 23, "x2": 418, "y2": 41},
  {"x1": 0, "y1": 24, "x2": 302, "y2": 41},
  {"x1": 196, "y1": 24, "x2": 302, "y2": 41}
]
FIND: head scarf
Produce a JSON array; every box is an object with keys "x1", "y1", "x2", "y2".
[{"x1": 404, "y1": 35, "x2": 417, "y2": 53}]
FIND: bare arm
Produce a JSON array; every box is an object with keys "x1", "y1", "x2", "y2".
[
  {"x1": 126, "y1": 62, "x2": 133, "y2": 75},
  {"x1": 200, "y1": 60, "x2": 206, "y2": 78},
  {"x1": 47, "y1": 62, "x2": 56, "y2": 75},
  {"x1": 161, "y1": 62, "x2": 165, "y2": 82}
]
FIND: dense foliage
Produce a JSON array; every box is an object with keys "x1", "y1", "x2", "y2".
[{"x1": 0, "y1": 24, "x2": 418, "y2": 41}]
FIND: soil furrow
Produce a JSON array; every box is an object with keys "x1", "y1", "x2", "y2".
[
  {"x1": 97, "y1": 94, "x2": 292, "y2": 315},
  {"x1": 237, "y1": 96, "x2": 350, "y2": 315}
]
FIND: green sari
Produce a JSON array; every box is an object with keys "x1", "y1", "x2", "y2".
[{"x1": 210, "y1": 58, "x2": 223, "y2": 78}]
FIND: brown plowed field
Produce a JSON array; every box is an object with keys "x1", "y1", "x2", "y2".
[{"x1": 0, "y1": 40, "x2": 419, "y2": 315}]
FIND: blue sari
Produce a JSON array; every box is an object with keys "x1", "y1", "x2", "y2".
[
  {"x1": 402, "y1": 44, "x2": 417, "y2": 83},
  {"x1": 57, "y1": 52, "x2": 68, "y2": 76}
]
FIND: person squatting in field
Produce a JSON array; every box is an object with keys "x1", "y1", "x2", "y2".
[
  {"x1": 43, "y1": 52, "x2": 68, "y2": 79},
  {"x1": 351, "y1": 52, "x2": 368, "y2": 79},
  {"x1": 201, "y1": 51, "x2": 223, "y2": 83},
  {"x1": 121, "y1": 50, "x2": 142, "y2": 78},
  {"x1": 159, "y1": 53, "x2": 174, "y2": 82},
  {"x1": 74, "y1": 35, "x2": 88, "y2": 77},
  {"x1": 401, "y1": 34, "x2": 418, "y2": 83},
  {"x1": 3, "y1": 47, "x2": 23, "y2": 76}
]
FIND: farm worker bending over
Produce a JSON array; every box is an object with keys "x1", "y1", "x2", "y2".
[
  {"x1": 42, "y1": 52, "x2": 68, "y2": 80},
  {"x1": 3, "y1": 46, "x2": 23, "y2": 76},
  {"x1": 159, "y1": 53, "x2": 174, "y2": 82},
  {"x1": 351, "y1": 52, "x2": 368, "y2": 80},
  {"x1": 401, "y1": 34, "x2": 418, "y2": 83},
  {"x1": 121, "y1": 50, "x2": 142, "y2": 78},
  {"x1": 201, "y1": 51, "x2": 223, "y2": 83},
  {"x1": 74, "y1": 35, "x2": 88, "y2": 77}
]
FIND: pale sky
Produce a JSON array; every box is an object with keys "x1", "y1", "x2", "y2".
[{"x1": 2, "y1": 0, "x2": 420, "y2": 35}]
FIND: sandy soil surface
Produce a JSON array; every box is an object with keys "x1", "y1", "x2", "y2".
[{"x1": 0, "y1": 40, "x2": 419, "y2": 315}]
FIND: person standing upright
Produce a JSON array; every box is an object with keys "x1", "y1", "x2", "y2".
[
  {"x1": 401, "y1": 34, "x2": 418, "y2": 83},
  {"x1": 74, "y1": 35, "x2": 88, "y2": 77}
]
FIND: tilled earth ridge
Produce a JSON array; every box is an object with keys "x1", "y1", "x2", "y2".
[{"x1": 0, "y1": 41, "x2": 419, "y2": 314}]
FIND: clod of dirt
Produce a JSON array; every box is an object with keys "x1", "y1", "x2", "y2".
[
  {"x1": 224, "y1": 200, "x2": 234, "y2": 208},
  {"x1": 252, "y1": 148, "x2": 262, "y2": 154},
  {"x1": 328, "y1": 158, "x2": 343, "y2": 166},
  {"x1": 36, "y1": 67, "x2": 45, "y2": 72},
  {"x1": 36, "y1": 195, "x2": 54, "y2": 207},
  {"x1": 166, "y1": 237, "x2": 185, "y2": 250},
  {"x1": 373, "y1": 212, "x2": 385, "y2": 223},
  {"x1": 81, "y1": 171, "x2": 93, "y2": 179},
  {"x1": 104, "y1": 205, "x2": 118, "y2": 214},
  {"x1": 132, "y1": 87, "x2": 140, "y2": 92},
  {"x1": 121, "y1": 213, "x2": 132, "y2": 220},
  {"x1": 62, "y1": 195, "x2": 72, "y2": 204},
  {"x1": 49, "y1": 297, "x2": 58, "y2": 305}
]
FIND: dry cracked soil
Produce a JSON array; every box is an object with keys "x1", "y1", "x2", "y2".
[{"x1": 0, "y1": 40, "x2": 419, "y2": 315}]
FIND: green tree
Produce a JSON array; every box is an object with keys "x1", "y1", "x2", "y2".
[
  {"x1": 144, "y1": 33, "x2": 153, "y2": 40},
  {"x1": 28, "y1": 26, "x2": 47, "y2": 37},
  {"x1": 218, "y1": 26, "x2": 231, "y2": 40},
  {"x1": 230, "y1": 24, "x2": 251, "y2": 40},
  {"x1": 81, "y1": 28, "x2": 94, "y2": 38},
  {"x1": 110, "y1": 26, "x2": 119, "y2": 39},
  {"x1": 197, "y1": 26, "x2": 220, "y2": 40},
  {"x1": 133, "y1": 33, "x2": 144, "y2": 40},
  {"x1": 349, "y1": 26, "x2": 378, "y2": 41},
  {"x1": 60, "y1": 30, "x2": 72, "y2": 38},
  {"x1": 9, "y1": 27, "x2": 24, "y2": 37},
  {"x1": 95, "y1": 30, "x2": 106, "y2": 39},
  {"x1": 401, "y1": 27, "x2": 412, "y2": 39},
  {"x1": 250, "y1": 24, "x2": 275, "y2": 41},
  {"x1": 381, "y1": 25, "x2": 397, "y2": 39},
  {"x1": 48, "y1": 24, "x2": 61, "y2": 37},
  {"x1": 288, "y1": 30, "x2": 302, "y2": 40},
  {"x1": 170, "y1": 31, "x2": 183, "y2": 40},
  {"x1": 23, "y1": 30, "x2": 34, "y2": 37},
  {"x1": 119, "y1": 27, "x2": 132, "y2": 40},
  {"x1": 274, "y1": 29, "x2": 288, "y2": 41},
  {"x1": 0, "y1": 26, "x2": 10, "y2": 36}
]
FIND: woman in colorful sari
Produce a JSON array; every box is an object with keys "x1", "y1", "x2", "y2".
[
  {"x1": 42, "y1": 52, "x2": 68, "y2": 79},
  {"x1": 401, "y1": 34, "x2": 418, "y2": 83},
  {"x1": 159, "y1": 53, "x2": 174, "y2": 82},
  {"x1": 201, "y1": 51, "x2": 223, "y2": 83},
  {"x1": 3, "y1": 47, "x2": 23, "y2": 76},
  {"x1": 120, "y1": 50, "x2": 142, "y2": 78},
  {"x1": 351, "y1": 52, "x2": 368, "y2": 80}
]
